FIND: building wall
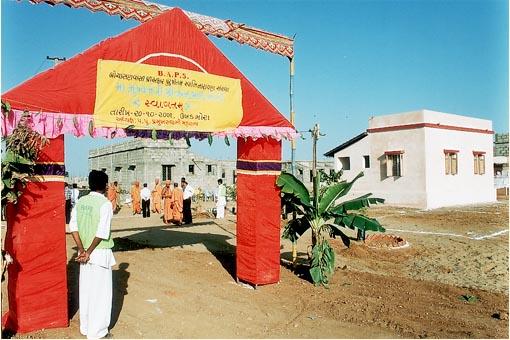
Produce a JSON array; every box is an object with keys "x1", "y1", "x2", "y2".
[
  {"x1": 366, "y1": 128, "x2": 428, "y2": 208},
  {"x1": 89, "y1": 139, "x2": 237, "y2": 200},
  {"x1": 423, "y1": 120, "x2": 496, "y2": 209}
]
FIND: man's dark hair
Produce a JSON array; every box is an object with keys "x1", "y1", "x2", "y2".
[
  {"x1": 143, "y1": 183, "x2": 147, "y2": 187},
  {"x1": 114, "y1": 181, "x2": 118, "y2": 185},
  {"x1": 181, "y1": 177, "x2": 185, "y2": 182},
  {"x1": 173, "y1": 182, "x2": 179, "y2": 187},
  {"x1": 89, "y1": 170, "x2": 108, "y2": 192},
  {"x1": 218, "y1": 179, "x2": 223, "y2": 184},
  {"x1": 72, "y1": 183, "x2": 78, "y2": 188}
]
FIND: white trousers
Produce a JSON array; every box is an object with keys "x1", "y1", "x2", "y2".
[
  {"x1": 216, "y1": 197, "x2": 226, "y2": 219},
  {"x1": 79, "y1": 262, "x2": 112, "y2": 339}
]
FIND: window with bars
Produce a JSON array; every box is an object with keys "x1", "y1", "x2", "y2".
[
  {"x1": 189, "y1": 164, "x2": 195, "y2": 175},
  {"x1": 444, "y1": 150, "x2": 458, "y2": 175},
  {"x1": 473, "y1": 152, "x2": 486, "y2": 175},
  {"x1": 162, "y1": 165, "x2": 174, "y2": 181},
  {"x1": 207, "y1": 164, "x2": 216, "y2": 175},
  {"x1": 384, "y1": 151, "x2": 403, "y2": 177}
]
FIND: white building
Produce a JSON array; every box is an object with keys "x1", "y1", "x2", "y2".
[{"x1": 324, "y1": 110, "x2": 496, "y2": 210}]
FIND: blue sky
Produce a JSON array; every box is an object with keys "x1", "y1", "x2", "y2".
[{"x1": 2, "y1": 0, "x2": 508, "y2": 177}]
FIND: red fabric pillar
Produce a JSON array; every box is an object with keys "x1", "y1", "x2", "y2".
[
  {"x1": 2, "y1": 135, "x2": 68, "y2": 333},
  {"x1": 236, "y1": 137, "x2": 282, "y2": 285}
]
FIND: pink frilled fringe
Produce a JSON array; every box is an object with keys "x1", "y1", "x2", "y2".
[
  {"x1": 1, "y1": 110, "x2": 127, "y2": 139},
  {"x1": 1, "y1": 109, "x2": 299, "y2": 141}
]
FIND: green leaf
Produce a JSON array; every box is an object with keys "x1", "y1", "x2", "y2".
[
  {"x1": 224, "y1": 136, "x2": 230, "y2": 146},
  {"x1": 151, "y1": 129, "x2": 157, "y2": 140},
  {"x1": 340, "y1": 214, "x2": 385, "y2": 232},
  {"x1": 328, "y1": 224, "x2": 351, "y2": 247},
  {"x1": 88, "y1": 120, "x2": 94, "y2": 137},
  {"x1": 2, "y1": 101, "x2": 11, "y2": 116},
  {"x1": 2, "y1": 179, "x2": 13, "y2": 189},
  {"x1": 332, "y1": 194, "x2": 384, "y2": 213},
  {"x1": 458, "y1": 295, "x2": 478, "y2": 303},
  {"x1": 126, "y1": 125, "x2": 135, "y2": 130},
  {"x1": 309, "y1": 240, "x2": 335, "y2": 286},
  {"x1": 318, "y1": 172, "x2": 364, "y2": 214},
  {"x1": 185, "y1": 135, "x2": 191, "y2": 147},
  {"x1": 276, "y1": 172, "x2": 312, "y2": 207},
  {"x1": 2, "y1": 150, "x2": 33, "y2": 165},
  {"x1": 282, "y1": 217, "x2": 311, "y2": 242},
  {"x1": 309, "y1": 266, "x2": 322, "y2": 285},
  {"x1": 208, "y1": 134, "x2": 213, "y2": 146}
]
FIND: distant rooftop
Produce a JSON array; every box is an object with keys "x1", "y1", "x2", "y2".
[{"x1": 324, "y1": 132, "x2": 367, "y2": 157}]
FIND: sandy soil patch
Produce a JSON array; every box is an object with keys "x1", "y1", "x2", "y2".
[{"x1": 2, "y1": 200, "x2": 508, "y2": 338}]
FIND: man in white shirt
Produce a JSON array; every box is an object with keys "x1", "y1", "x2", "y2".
[
  {"x1": 69, "y1": 170, "x2": 115, "y2": 339},
  {"x1": 181, "y1": 177, "x2": 193, "y2": 224},
  {"x1": 71, "y1": 183, "x2": 80, "y2": 208},
  {"x1": 216, "y1": 179, "x2": 227, "y2": 219},
  {"x1": 140, "y1": 183, "x2": 151, "y2": 218}
]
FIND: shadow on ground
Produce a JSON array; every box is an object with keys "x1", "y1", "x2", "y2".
[
  {"x1": 112, "y1": 224, "x2": 236, "y2": 280},
  {"x1": 280, "y1": 251, "x2": 314, "y2": 284}
]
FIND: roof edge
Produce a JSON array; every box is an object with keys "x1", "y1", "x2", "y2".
[{"x1": 324, "y1": 132, "x2": 367, "y2": 157}]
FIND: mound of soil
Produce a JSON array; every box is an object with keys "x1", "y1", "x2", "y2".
[{"x1": 364, "y1": 234, "x2": 408, "y2": 249}]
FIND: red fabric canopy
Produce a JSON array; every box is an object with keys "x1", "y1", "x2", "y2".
[{"x1": 2, "y1": 7, "x2": 292, "y2": 130}]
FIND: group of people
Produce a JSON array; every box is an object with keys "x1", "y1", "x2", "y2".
[
  {"x1": 129, "y1": 177, "x2": 194, "y2": 225},
  {"x1": 67, "y1": 171, "x2": 229, "y2": 338}
]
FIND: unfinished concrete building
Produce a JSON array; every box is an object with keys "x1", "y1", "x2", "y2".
[{"x1": 88, "y1": 139, "x2": 236, "y2": 195}]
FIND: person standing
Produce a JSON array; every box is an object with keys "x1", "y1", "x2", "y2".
[
  {"x1": 71, "y1": 183, "x2": 80, "y2": 208},
  {"x1": 130, "y1": 181, "x2": 141, "y2": 215},
  {"x1": 171, "y1": 182, "x2": 183, "y2": 225},
  {"x1": 107, "y1": 183, "x2": 117, "y2": 213},
  {"x1": 161, "y1": 180, "x2": 173, "y2": 224},
  {"x1": 215, "y1": 179, "x2": 227, "y2": 219},
  {"x1": 151, "y1": 178, "x2": 162, "y2": 214},
  {"x1": 181, "y1": 178, "x2": 193, "y2": 224},
  {"x1": 140, "y1": 183, "x2": 151, "y2": 218},
  {"x1": 69, "y1": 170, "x2": 115, "y2": 339},
  {"x1": 114, "y1": 181, "x2": 121, "y2": 212},
  {"x1": 65, "y1": 183, "x2": 72, "y2": 224}
]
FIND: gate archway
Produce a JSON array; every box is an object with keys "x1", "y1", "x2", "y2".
[{"x1": 1, "y1": 8, "x2": 297, "y2": 333}]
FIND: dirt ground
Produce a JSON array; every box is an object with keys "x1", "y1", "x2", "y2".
[{"x1": 1, "y1": 200, "x2": 509, "y2": 338}]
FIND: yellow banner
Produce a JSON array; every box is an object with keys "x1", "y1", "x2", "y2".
[{"x1": 94, "y1": 60, "x2": 243, "y2": 131}]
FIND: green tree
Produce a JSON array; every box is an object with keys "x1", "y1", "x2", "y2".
[{"x1": 277, "y1": 171, "x2": 384, "y2": 286}]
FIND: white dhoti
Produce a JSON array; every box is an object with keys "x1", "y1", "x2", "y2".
[
  {"x1": 216, "y1": 196, "x2": 226, "y2": 219},
  {"x1": 79, "y1": 249, "x2": 116, "y2": 339}
]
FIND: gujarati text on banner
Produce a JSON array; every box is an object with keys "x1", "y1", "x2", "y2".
[{"x1": 93, "y1": 60, "x2": 243, "y2": 131}]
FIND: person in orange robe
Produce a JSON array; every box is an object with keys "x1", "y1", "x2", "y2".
[
  {"x1": 161, "y1": 180, "x2": 173, "y2": 224},
  {"x1": 130, "y1": 181, "x2": 141, "y2": 215},
  {"x1": 107, "y1": 182, "x2": 117, "y2": 212},
  {"x1": 171, "y1": 182, "x2": 183, "y2": 225},
  {"x1": 151, "y1": 178, "x2": 163, "y2": 214}
]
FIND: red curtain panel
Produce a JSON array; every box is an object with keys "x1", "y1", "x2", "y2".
[
  {"x1": 236, "y1": 137, "x2": 282, "y2": 285},
  {"x1": 2, "y1": 135, "x2": 68, "y2": 333}
]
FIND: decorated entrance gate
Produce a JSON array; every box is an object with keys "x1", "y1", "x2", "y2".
[{"x1": 1, "y1": 6, "x2": 296, "y2": 333}]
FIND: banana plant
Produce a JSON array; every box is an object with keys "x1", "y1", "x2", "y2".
[{"x1": 277, "y1": 171, "x2": 385, "y2": 286}]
